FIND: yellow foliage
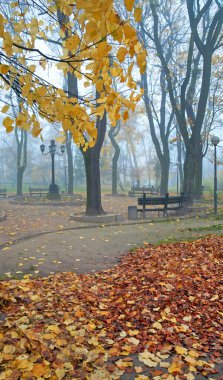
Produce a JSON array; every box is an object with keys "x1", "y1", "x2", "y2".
[
  {"x1": 134, "y1": 8, "x2": 142, "y2": 22},
  {"x1": 116, "y1": 47, "x2": 128, "y2": 62},
  {"x1": 1, "y1": 105, "x2": 10, "y2": 113},
  {"x1": 0, "y1": 0, "x2": 146, "y2": 148},
  {"x1": 3, "y1": 117, "x2": 14, "y2": 133},
  {"x1": 3, "y1": 31, "x2": 13, "y2": 55},
  {"x1": 124, "y1": 0, "x2": 135, "y2": 12},
  {"x1": 0, "y1": 64, "x2": 10, "y2": 74}
]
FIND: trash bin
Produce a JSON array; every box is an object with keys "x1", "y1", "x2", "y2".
[{"x1": 128, "y1": 206, "x2": 137, "y2": 220}]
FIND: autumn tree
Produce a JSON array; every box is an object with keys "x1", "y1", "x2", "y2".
[
  {"x1": 148, "y1": 0, "x2": 223, "y2": 198},
  {"x1": 137, "y1": 3, "x2": 178, "y2": 195},
  {"x1": 0, "y1": 0, "x2": 146, "y2": 214}
]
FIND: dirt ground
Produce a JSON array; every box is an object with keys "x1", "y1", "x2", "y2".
[{"x1": 0, "y1": 195, "x2": 222, "y2": 279}]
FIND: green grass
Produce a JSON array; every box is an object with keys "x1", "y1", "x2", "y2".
[{"x1": 188, "y1": 224, "x2": 223, "y2": 232}]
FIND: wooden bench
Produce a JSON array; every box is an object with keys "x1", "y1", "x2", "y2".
[
  {"x1": 137, "y1": 192, "x2": 186, "y2": 217},
  {"x1": 130, "y1": 185, "x2": 160, "y2": 197},
  {"x1": 29, "y1": 187, "x2": 48, "y2": 197},
  {"x1": 0, "y1": 188, "x2": 7, "y2": 198}
]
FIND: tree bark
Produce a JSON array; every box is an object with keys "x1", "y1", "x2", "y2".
[
  {"x1": 82, "y1": 112, "x2": 107, "y2": 215},
  {"x1": 66, "y1": 131, "x2": 73, "y2": 194},
  {"x1": 160, "y1": 159, "x2": 169, "y2": 195},
  {"x1": 183, "y1": 142, "x2": 195, "y2": 202},
  {"x1": 194, "y1": 139, "x2": 203, "y2": 198},
  {"x1": 108, "y1": 126, "x2": 120, "y2": 195},
  {"x1": 17, "y1": 166, "x2": 25, "y2": 196},
  {"x1": 15, "y1": 128, "x2": 27, "y2": 196}
]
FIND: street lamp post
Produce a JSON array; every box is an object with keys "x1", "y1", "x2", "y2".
[
  {"x1": 64, "y1": 165, "x2": 68, "y2": 194},
  {"x1": 40, "y1": 139, "x2": 65, "y2": 199},
  {"x1": 211, "y1": 135, "x2": 220, "y2": 215}
]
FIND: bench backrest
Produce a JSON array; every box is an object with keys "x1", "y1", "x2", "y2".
[
  {"x1": 0, "y1": 188, "x2": 6, "y2": 193},
  {"x1": 138, "y1": 193, "x2": 185, "y2": 206},
  {"x1": 138, "y1": 195, "x2": 166, "y2": 205},
  {"x1": 29, "y1": 187, "x2": 48, "y2": 191},
  {"x1": 133, "y1": 186, "x2": 159, "y2": 194}
]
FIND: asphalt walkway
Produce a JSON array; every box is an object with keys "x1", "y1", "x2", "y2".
[{"x1": 1, "y1": 211, "x2": 223, "y2": 279}]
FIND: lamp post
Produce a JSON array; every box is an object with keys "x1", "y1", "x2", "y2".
[
  {"x1": 40, "y1": 139, "x2": 65, "y2": 199},
  {"x1": 211, "y1": 135, "x2": 220, "y2": 215},
  {"x1": 64, "y1": 165, "x2": 68, "y2": 194}
]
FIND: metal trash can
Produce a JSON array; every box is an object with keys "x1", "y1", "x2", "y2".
[{"x1": 128, "y1": 206, "x2": 137, "y2": 220}]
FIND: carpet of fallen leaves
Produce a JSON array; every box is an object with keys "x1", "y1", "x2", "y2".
[{"x1": 0, "y1": 235, "x2": 222, "y2": 380}]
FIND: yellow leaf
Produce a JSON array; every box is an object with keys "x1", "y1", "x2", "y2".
[
  {"x1": 3, "y1": 31, "x2": 13, "y2": 55},
  {"x1": 0, "y1": 64, "x2": 10, "y2": 74},
  {"x1": 22, "y1": 82, "x2": 32, "y2": 97},
  {"x1": 46, "y1": 325, "x2": 61, "y2": 334},
  {"x1": 32, "y1": 363, "x2": 50, "y2": 377},
  {"x1": 3, "y1": 117, "x2": 14, "y2": 133},
  {"x1": 3, "y1": 345, "x2": 16, "y2": 354},
  {"x1": 139, "y1": 350, "x2": 160, "y2": 367},
  {"x1": 97, "y1": 41, "x2": 111, "y2": 59},
  {"x1": 124, "y1": 0, "x2": 134, "y2": 12},
  {"x1": 134, "y1": 8, "x2": 142, "y2": 22},
  {"x1": 183, "y1": 315, "x2": 192, "y2": 322},
  {"x1": 184, "y1": 356, "x2": 197, "y2": 365},
  {"x1": 29, "y1": 64, "x2": 36, "y2": 73},
  {"x1": 186, "y1": 374, "x2": 195, "y2": 380},
  {"x1": 1, "y1": 105, "x2": 10, "y2": 113},
  {"x1": 175, "y1": 346, "x2": 188, "y2": 355},
  {"x1": 123, "y1": 23, "x2": 136, "y2": 40},
  {"x1": 96, "y1": 79, "x2": 104, "y2": 92},
  {"x1": 188, "y1": 350, "x2": 199, "y2": 358},
  {"x1": 55, "y1": 368, "x2": 66, "y2": 380},
  {"x1": 152, "y1": 321, "x2": 162, "y2": 330},
  {"x1": 127, "y1": 337, "x2": 140, "y2": 345},
  {"x1": 116, "y1": 47, "x2": 128, "y2": 62},
  {"x1": 87, "y1": 322, "x2": 97, "y2": 331},
  {"x1": 65, "y1": 34, "x2": 80, "y2": 51},
  {"x1": 123, "y1": 110, "x2": 129, "y2": 121},
  {"x1": 137, "y1": 51, "x2": 147, "y2": 74},
  {"x1": 88, "y1": 336, "x2": 99, "y2": 346},
  {"x1": 115, "y1": 358, "x2": 132, "y2": 369},
  {"x1": 16, "y1": 359, "x2": 34, "y2": 370},
  {"x1": 128, "y1": 329, "x2": 139, "y2": 336},
  {"x1": 168, "y1": 360, "x2": 183, "y2": 373}
]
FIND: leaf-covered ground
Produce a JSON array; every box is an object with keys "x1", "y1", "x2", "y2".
[{"x1": 0, "y1": 235, "x2": 222, "y2": 380}]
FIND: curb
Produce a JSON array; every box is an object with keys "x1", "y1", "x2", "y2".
[{"x1": 70, "y1": 213, "x2": 124, "y2": 223}]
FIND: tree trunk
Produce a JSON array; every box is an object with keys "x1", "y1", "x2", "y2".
[
  {"x1": 15, "y1": 128, "x2": 27, "y2": 196},
  {"x1": 194, "y1": 140, "x2": 203, "y2": 199},
  {"x1": 82, "y1": 112, "x2": 107, "y2": 215},
  {"x1": 177, "y1": 135, "x2": 184, "y2": 192},
  {"x1": 17, "y1": 166, "x2": 25, "y2": 196},
  {"x1": 66, "y1": 131, "x2": 73, "y2": 194},
  {"x1": 108, "y1": 127, "x2": 120, "y2": 195},
  {"x1": 183, "y1": 142, "x2": 196, "y2": 202},
  {"x1": 83, "y1": 150, "x2": 105, "y2": 215},
  {"x1": 160, "y1": 160, "x2": 169, "y2": 195}
]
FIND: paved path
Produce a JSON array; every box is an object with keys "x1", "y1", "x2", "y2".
[{"x1": 1, "y1": 212, "x2": 223, "y2": 279}]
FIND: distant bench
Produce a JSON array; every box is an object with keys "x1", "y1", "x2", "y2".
[
  {"x1": 137, "y1": 192, "x2": 187, "y2": 217},
  {"x1": 129, "y1": 186, "x2": 160, "y2": 197},
  {"x1": 0, "y1": 188, "x2": 7, "y2": 198},
  {"x1": 29, "y1": 187, "x2": 48, "y2": 197}
]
